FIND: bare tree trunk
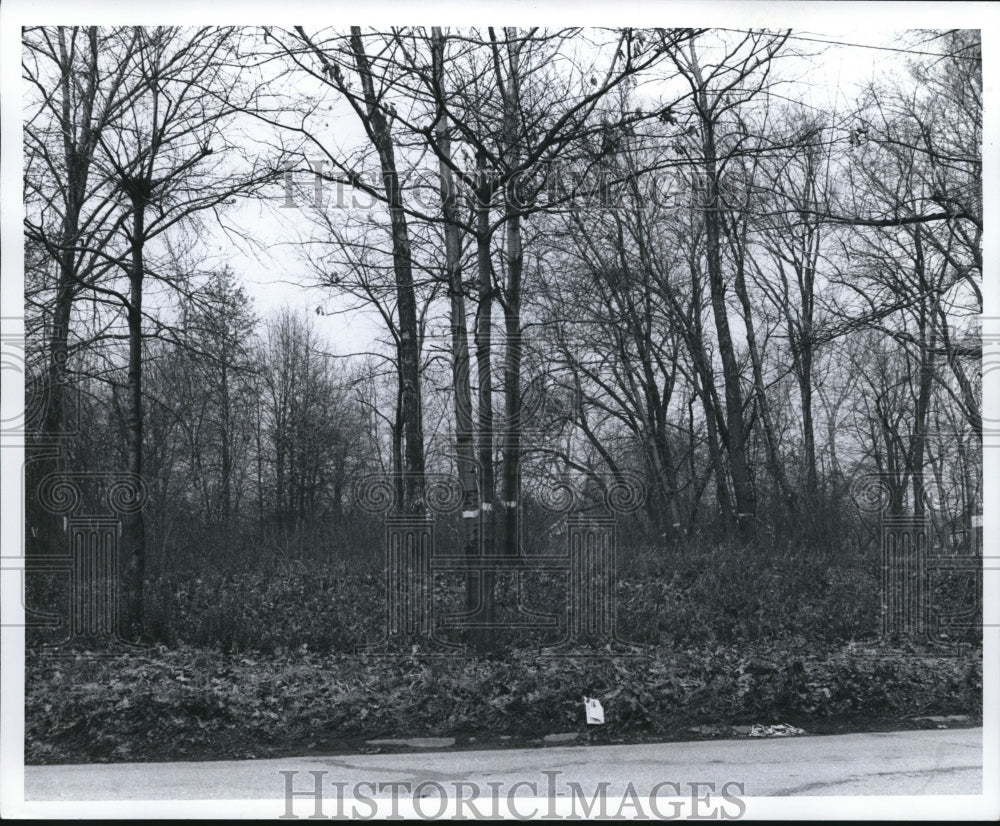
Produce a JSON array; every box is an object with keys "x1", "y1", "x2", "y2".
[
  {"x1": 123, "y1": 199, "x2": 147, "y2": 637},
  {"x1": 492, "y1": 27, "x2": 526, "y2": 560},
  {"x1": 800, "y1": 346, "x2": 818, "y2": 499},
  {"x1": 911, "y1": 232, "x2": 934, "y2": 519},
  {"x1": 687, "y1": 253, "x2": 733, "y2": 525},
  {"x1": 31, "y1": 28, "x2": 102, "y2": 559},
  {"x1": 393, "y1": 364, "x2": 404, "y2": 506},
  {"x1": 501, "y1": 210, "x2": 523, "y2": 558},
  {"x1": 350, "y1": 27, "x2": 425, "y2": 514},
  {"x1": 732, "y1": 243, "x2": 796, "y2": 516},
  {"x1": 255, "y1": 395, "x2": 265, "y2": 528},
  {"x1": 473, "y1": 152, "x2": 497, "y2": 643},
  {"x1": 797, "y1": 228, "x2": 819, "y2": 501},
  {"x1": 695, "y1": 366, "x2": 732, "y2": 525},
  {"x1": 220, "y1": 359, "x2": 232, "y2": 524},
  {"x1": 431, "y1": 27, "x2": 480, "y2": 613},
  {"x1": 689, "y1": 45, "x2": 755, "y2": 534},
  {"x1": 33, "y1": 243, "x2": 75, "y2": 559}
]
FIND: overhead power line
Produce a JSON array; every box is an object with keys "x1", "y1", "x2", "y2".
[{"x1": 714, "y1": 28, "x2": 981, "y2": 61}]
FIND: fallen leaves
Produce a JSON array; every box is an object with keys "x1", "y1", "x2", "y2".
[{"x1": 24, "y1": 640, "x2": 981, "y2": 764}]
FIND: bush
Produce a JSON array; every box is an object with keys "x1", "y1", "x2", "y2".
[{"x1": 25, "y1": 511, "x2": 979, "y2": 655}]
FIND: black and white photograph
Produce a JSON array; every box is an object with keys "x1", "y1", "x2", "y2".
[{"x1": 1, "y1": 1, "x2": 997, "y2": 819}]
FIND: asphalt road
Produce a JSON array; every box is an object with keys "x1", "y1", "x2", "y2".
[{"x1": 23, "y1": 727, "x2": 984, "y2": 811}]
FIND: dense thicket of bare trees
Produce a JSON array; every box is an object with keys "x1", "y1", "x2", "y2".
[{"x1": 23, "y1": 27, "x2": 981, "y2": 636}]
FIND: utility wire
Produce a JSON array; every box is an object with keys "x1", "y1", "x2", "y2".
[{"x1": 714, "y1": 28, "x2": 980, "y2": 61}]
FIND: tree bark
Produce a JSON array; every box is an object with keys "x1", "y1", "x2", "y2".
[
  {"x1": 910, "y1": 231, "x2": 934, "y2": 519},
  {"x1": 689, "y1": 43, "x2": 755, "y2": 534},
  {"x1": 350, "y1": 27, "x2": 425, "y2": 514},
  {"x1": 731, "y1": 235, "x2": 796, "y2": 517},
  {"x1": 431, "y1": 27, "x2": 480, "y2": 613},
  {"x1": 122, "y1": 198, "x2": 147, "y2": 637},
  {"x1": 473, "y1": 151, "x2": 498, "y2": 643},
  {"x1": 496, "y1": 29, "x2": 525, "y2": 560}
]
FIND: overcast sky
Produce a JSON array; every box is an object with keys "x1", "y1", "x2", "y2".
[
  {"x1": 201, "y1": 27, "x2": 917, "y2": 356},
  {"x1": 2, "y1": 7, "x2": 995, "y2": 355}
]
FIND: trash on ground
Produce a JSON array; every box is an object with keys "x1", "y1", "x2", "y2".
[
  {"x1": 583, "y1": 697, "x2": 605, "y2": 725},
  {"x1": 747, "y1": 723, "x2": 805, "y2": 737}
]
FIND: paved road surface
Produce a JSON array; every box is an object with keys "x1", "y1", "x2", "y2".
[{"x1": 24, "y1": 728, "x2": 983, "y2": 807}]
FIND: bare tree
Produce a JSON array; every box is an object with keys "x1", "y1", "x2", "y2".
[
  {"x1": 55, "y1": 26, "x2": 283, "y2": 633},
  {"x1": 277, "y1": 27, "x2": 428, "y2": 515}
]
